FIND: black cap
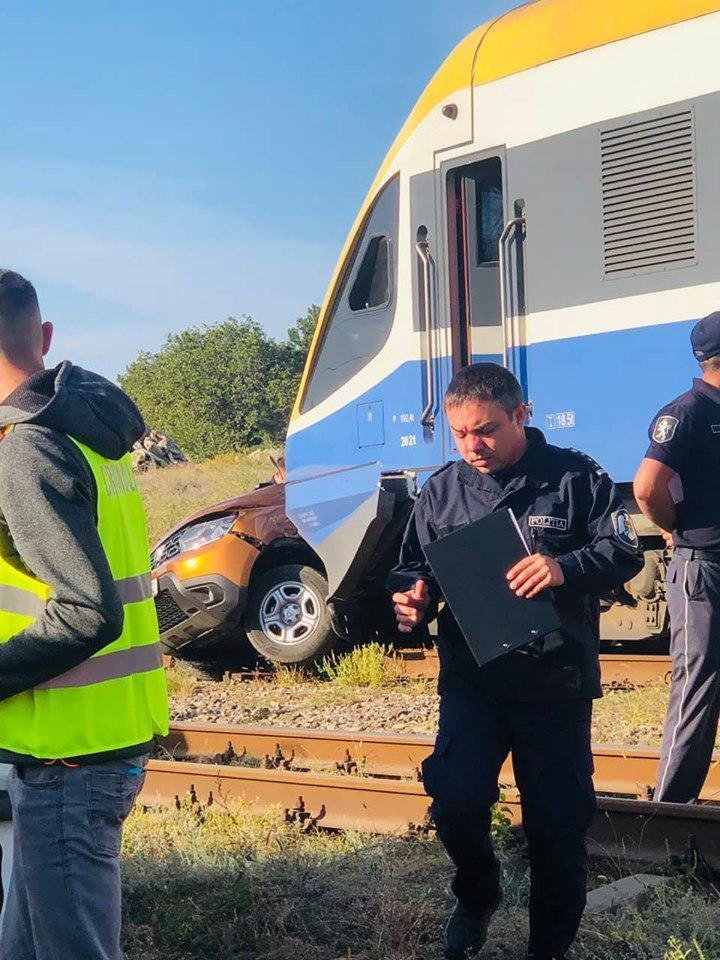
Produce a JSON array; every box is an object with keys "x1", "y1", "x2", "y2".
[{"x1": 691, "y1": 312, "x2": 720, "y2": 362}]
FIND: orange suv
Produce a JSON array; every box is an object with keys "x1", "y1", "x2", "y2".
[{"x1": 150, "y1": 463, "x2": 339, "y2": 664}]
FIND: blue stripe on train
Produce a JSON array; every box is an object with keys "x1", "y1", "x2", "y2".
[
  {"x1": 524, "y1": 317, "x2": 698, "y2": 481},
  {"x1": 286, "y1": 357, "x2": 451, "y2": 483},
  {"x1": 287, "y1": 317, "x2": 699, "y2": 489}
]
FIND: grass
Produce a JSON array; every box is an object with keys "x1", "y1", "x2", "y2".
[
  {"x1": 122, "y1": 798, "x2": 451, "y2": 960},
  {"x1": 271, "y1": 663, "x2": 314, "y2": 686},
  {"x1": 593, "y1": 682, "x2": 671, "y2": 747},
  {"x1": 164, "y1": 664, "x2": 198, "y2": 701},
  {"x1": 664, "y1": 939, "x2": 709, "y2": 960},
  {"x1": 318, "y1": 643, "x2": 403, "y2": 688},
  {"x1": 137, "y1": 450, "x2": 275, "y2": 546},
  {"x1": 121, "y1": 796, "x2": 720, "y2": 960}
]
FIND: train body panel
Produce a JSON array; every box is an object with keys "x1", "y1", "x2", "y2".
[{"x1": 286, "y1": 0, "x2": 720, "y2": 620}]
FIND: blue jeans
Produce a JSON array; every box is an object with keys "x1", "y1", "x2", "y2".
[{"x1": 0, "y1": 755, "x2": 148, "y2": 960}]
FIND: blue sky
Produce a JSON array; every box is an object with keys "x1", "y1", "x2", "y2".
[{"x1": 0, "y1": 1, "x2": 507, "y2": 380}]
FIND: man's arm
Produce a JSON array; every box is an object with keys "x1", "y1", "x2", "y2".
[
  {"x1": 555, "y1": 467, "x2": 645, "y2": 593},
  {"x1": 632, "y1": 402, "x2": 689, "y2": 535},
  {"x1": 387, "y1": 490, "x2": 440, "y2": 632},
  {"x1": 633, "y1": 458, "x2": 678, "y2": 532},
  {"x1": 0, "y1": 426, "x2": 124, "y2": 701}
]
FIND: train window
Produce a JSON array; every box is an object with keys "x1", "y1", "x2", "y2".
[
  {"x1": 474, "y1": 158, "x2": 504, "y2": 264},
  {"x1": 301, "y1": 175, "x2": 399, "y2": 412},
  {"x1": 349, "y1": 236, "x2": 391, "y2": 311}
]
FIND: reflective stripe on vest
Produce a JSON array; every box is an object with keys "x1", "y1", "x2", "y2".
[
  {"x1": 116, "y1": 572, "x2": 154, "y2": 604},
  {"x1": 0, "y1": 432, "x2": 169, "y2": 760},
  {"x1": 0, "y1": 584, "x2": 44, "y2": 619},
  {"x1": 0, "y1": 573, "x2": 154, "y2": 619},
  {"x1": 37, "y1": 642, "x2": 163, "y2": 690}
]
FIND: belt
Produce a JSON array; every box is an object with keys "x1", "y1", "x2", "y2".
[{"x1": 673, "y1": 547, "x2": 720, "y2": 562}]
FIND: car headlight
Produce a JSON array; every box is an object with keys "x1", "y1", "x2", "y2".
[{"x1": 151, "y1": 514, "x2": 236, "y2": 568}]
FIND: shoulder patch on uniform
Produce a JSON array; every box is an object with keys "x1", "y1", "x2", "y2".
[
  {"x1": 652, "y1": 415, "x2": 679, "y2": 443},
  {"x1": 612, "y1": 508, "x2": 639, "y2": 547},
  {"x1": 711, "y1": 424, "x2": 720, "y2": 434}
]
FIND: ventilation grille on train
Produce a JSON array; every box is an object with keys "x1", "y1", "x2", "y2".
[{"x1": 601, "y1": 110, "x2": 697, "y2": 278}]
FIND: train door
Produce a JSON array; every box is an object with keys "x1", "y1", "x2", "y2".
[{"x1": 443, "y1": 151, "x2": 527, "y2": 402}]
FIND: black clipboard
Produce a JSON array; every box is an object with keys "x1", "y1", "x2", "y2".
[{"x1": 423, "y1": 507, "x2": 561, "y2": 668}]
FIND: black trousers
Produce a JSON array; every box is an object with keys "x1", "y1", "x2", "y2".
[{"x1": 422, "y1": 687, "x2": 595, "y2": 958}]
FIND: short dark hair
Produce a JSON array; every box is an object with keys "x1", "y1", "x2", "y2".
[
  {"x1": 0, "y1": 270, "x2": 39, "y2": 323},
  {"x1": 0, "y1": 270, "x2": 42, "y2": 361},
  {"x1": 444, "y1": 362, "x2": 524, "y2": 416}
]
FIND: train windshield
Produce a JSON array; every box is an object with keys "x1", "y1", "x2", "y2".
[{"x1": 301, "y1": 175, "x2": 399, "y2": 412}]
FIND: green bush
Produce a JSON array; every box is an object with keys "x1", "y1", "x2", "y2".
[
  {"x1": 120, "y1": 306, "x2": 318, "y2": 462},
  {"x1": 318, "y1": 643, "x2": 398, "y2": 687}
]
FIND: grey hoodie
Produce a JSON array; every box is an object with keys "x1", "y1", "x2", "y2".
[{"x1": 0, "y1": 362, "x2": 147, "y2": 761}]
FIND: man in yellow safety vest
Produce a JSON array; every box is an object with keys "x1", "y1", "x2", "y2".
[{"x1": 0, "y1": 269, "x2": 168, "y2": 960}]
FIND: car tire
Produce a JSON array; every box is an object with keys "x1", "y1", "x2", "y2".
[{"x1": 245, "y1": 563, "x2": 337, "y2": 664}]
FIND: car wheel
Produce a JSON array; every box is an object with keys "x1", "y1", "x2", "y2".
[{"x1": 245, "y1": 563, "x2": 337, "y2": 664}]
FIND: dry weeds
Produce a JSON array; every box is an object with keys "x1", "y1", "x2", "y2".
[{"x1": 121, "y1": 798, "x2": 720, "y2": 960}]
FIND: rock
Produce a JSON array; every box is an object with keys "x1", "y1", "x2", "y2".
[
  {"x1": 247, "y1": 446, "x2": 284, "y2": 464},
  {"x1": 132, "y1": 429, "x2": 188, "y2": 472},
  {"x1": 585, "y1": 874, "x2": 668, "y2": 914}
]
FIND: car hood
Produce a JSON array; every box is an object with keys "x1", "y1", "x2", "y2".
[{"x1": 152, "y1": 481, "x2": 290, "y2": 550}]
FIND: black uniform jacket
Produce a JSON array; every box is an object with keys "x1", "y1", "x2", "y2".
[
  {"x1": 645, "y1": 378, "x2": 720, "y2": 551},
  {"x1": 388, "y1": 428, "x2": 644, "y2": 701}
]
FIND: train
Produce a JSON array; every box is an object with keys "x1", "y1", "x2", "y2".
[{"x1": 284, "y1": 0, "x2": 720, "y2": 650}]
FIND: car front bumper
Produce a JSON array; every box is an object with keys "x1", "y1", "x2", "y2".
[{"x1": 153, "y1": 571, "x2": 248, "y2": 653}]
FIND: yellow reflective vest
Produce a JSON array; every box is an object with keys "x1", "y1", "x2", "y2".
[{"x1": 0, "y1": 433, "x2": 168, "y2": 760}]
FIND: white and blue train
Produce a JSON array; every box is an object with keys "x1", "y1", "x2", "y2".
[{"x1": 285, "y1": 0, "x2": 720, "y2": 647}]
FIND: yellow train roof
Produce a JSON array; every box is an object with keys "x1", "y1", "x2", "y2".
[
  {"x1": 292, "y1": 0, "x2": 720, "y2": 420},
  {"x1": 387, "y1": 0, "x2": 719, "y2": 187}
]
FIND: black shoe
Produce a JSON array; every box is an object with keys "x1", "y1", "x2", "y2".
[{"x1": 443, "y1": 897, "x2": 499, "y2": 958}]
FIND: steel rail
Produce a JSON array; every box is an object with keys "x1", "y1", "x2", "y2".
[
  {"x1": 212, "y1": 650, "x2": 672, "y2": 686},
  {"x1": 391, "y1": 649, "x2": 672, "y2": 686},
  {"x1": 142, "y1": 759, "x2": 432, "y2": 833},
  {"x1": 141, "y1": 756, "x2": 720, "y2": 868},
  {"x1": 598, "y1": 653, "x2": 672, "y2": 686},
  {"x1": 160, "y1": 722, "x2": 720, "y2": 801}
]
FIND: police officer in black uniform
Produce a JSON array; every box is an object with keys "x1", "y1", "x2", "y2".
[
  {"x1": 634, "y1": 311, "x2": 720, "y2": 803},
  {"x1": 389, "y1": 363, "x2": 643, "y2": 960}
]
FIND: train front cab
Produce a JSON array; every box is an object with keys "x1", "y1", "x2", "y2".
[{"x1": 286, "y1": 0, "x2": 720, "y2": 645}]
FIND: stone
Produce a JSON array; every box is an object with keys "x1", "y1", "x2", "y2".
[
  {"x1": 585, "y1": 874, "x2": 669, "y2": 914},
  {"x1": 132, "y1": 429, "x2": 188, "y2": 472}
]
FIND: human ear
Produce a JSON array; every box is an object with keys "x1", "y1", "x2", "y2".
[{"x1": 41, "y1": 322, "x2": 53, "y2": 357}]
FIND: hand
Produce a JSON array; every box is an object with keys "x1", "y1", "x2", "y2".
[
  {"x1": 506, "y1": 553, "x2": 564, "y2": 599},
  {"x1": 661, "y1": 529, "x2": 674, "y2": 549},
  {"x1": 392, "y1": 579, "x2": 430, "y2": 633}
]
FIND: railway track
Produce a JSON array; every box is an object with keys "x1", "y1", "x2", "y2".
[
  {"x1": 159, "y1": 720, "x2": 720, "y2": 799},
  {"x1": 143, "y1": 720, "x2": 720, "y2": 868},
  {"x1": 393, "y1": 649, "x2": 673, "y2": 686},
  {"x1": 218, "y1": 649, "x2": 672, "y2": 686}
]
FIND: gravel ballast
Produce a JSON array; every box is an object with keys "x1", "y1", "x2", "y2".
[
  {"x1": 171, "y1": 679, "x2": 440, "y2": 735},
  {"x1": 168, "y1": 675, "x2": 689, "y2": 748}
]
